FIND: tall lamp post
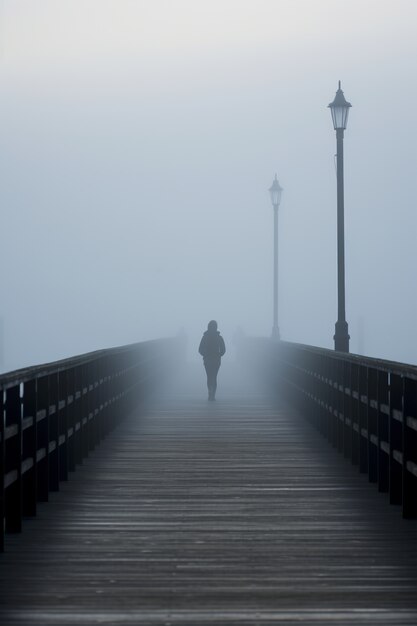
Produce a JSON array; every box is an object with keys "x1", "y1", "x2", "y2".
[
  {"x1": 269, "y1": 174, "x2": 283, "y2": 340},
  {"x1": 328, "y1": 81, "x2": 351, "y2": 352}
]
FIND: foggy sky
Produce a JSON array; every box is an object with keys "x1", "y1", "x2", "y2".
[{"x1": 0, "y1": 0, "x2": 416, "y2": 371}]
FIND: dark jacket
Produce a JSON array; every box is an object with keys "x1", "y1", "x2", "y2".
[{"x1": 199, "y1": 331, "x2": 226, "y2": 362}]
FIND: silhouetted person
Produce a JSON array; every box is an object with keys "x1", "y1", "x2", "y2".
[{"x1": 198, "y1": 320, "x2": 226, "y2": 401}]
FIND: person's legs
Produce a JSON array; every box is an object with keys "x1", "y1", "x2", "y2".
[
  {"x1": 204, "y1": 362, "x2": 211, "y2": 397},
  {"x1": 204, "y1": 360, "x2": 220, "y2": 400},
  {"x1": 204, "y1": 362, "x2": 214, "y2": 399}
]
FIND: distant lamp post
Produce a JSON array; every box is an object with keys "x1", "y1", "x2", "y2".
[
  {"x1": 269, "y1": 174, "x2": 283, "y2": 340},
  {"x1": 328, "y1": 81, "x2": 351, "y2": 352}
]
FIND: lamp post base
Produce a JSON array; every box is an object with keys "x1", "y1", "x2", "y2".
[
  {"x1": 334, "y1": 320, "x2": 350, "y2": 352},
  {"x1": 271, "y1": 325, "x2": 280, "y2": 341}
]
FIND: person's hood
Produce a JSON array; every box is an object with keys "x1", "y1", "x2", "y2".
[{"x1": 204, "y1": 330, "x2": 220, "y2": 336}]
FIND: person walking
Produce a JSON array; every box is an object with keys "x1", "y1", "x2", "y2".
[{"x1": 198, "y1": 320, "x2": 226, "y2": 401}]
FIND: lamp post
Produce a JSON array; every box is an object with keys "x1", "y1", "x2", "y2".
[
  {"x1": 269, "y1": 174, "x2": 283, "y2": 340},
  {"x1": 328, "y1": 81, "x2": 351, "y2": 352}
]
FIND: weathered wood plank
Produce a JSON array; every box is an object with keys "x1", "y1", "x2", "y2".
[{"x1": 0, "y1": 377, "x2": 416, "y2": 625}]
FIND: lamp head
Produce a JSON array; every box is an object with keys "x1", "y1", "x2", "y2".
[
  {"x1": 269, "y1": 174, "x2": 283, "y2": 207},
  {"x1": 328, "y1": 81, "x2": 352, "y2": 130}
]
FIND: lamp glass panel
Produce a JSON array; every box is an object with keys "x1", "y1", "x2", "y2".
[
  {"x1": 270, "y1": 187, "x2": 282, "y2": 206},
  {"x1": 331, "y1": 105, "x2": 349, "y2": 130}
]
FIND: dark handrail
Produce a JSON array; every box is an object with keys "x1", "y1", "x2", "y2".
[
  {"x1": 279, "y1": 339, "x2": 417, "y2": 380},
  {"x1": 0, "y1": 338, "x2": 182, "y2": 551},
  {"x1": 245, "y1": 338, "x2": 417, "y2": 519},
  {"x1": 0, "y1": 340, "x2": 171, "y2": 388}
]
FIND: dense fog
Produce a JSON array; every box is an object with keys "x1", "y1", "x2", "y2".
[{"x1": 0, "y1": 0, "x2": 416, "y2": 372}]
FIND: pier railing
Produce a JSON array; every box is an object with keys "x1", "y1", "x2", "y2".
[
  {"x1": 247, "y1": 339, "x2": 417, "y2": 519},
  {"x1": 0, "y1": 338, "x2": 181, "y2": 550}
]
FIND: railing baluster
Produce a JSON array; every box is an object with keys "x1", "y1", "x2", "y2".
[
  {"x1": 58, "y1": 370, "x2": 68, "y2": 482},
  {"x1": 389, "y1": 373, "x2": 403, "y2": 506},
  {"x1": 358, "y1": 365, "x2": 368, "y2": 474},
  {"x1": 49, "y1": 373, "x2": 59, "y2": 492},
  {"x1": 36, "y1": 375, "x2": 49, "y2": 503},
  {"x1": 67, "y1": 367, "x2": 76, "y2": 473},
  {"x1": 22, "y1": 379, "x2": 37, "y2": 516},
  {"x1": 403, "y1": 377, "x2": 417, "y2": 518},
  {"x1": 351, "y1": 362, "x2": 359, "y2": 466},
  {"x1": 343, "y1": 360, "x2": 351, "y2": 459},
  {"x1": 0, "y1": 390, "x2": 4, "y2": 551},
  {"x1": 368, "y1": 368, "x2": 378, "y2": 484},
  {"x1": 377, "y1": 371, "x2": 389, "y2": 493},
  {"x1": 5, "y1": 384, "x2": 22, "y2": 533}
]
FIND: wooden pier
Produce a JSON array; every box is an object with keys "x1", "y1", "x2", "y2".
[{"x1": 1, "y1": 372, "x2": 416, "y2": 625}]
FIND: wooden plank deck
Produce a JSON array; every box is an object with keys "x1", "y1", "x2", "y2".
[{"x1": 0, "y1": 370, "x2": 417, "y2": 625}]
